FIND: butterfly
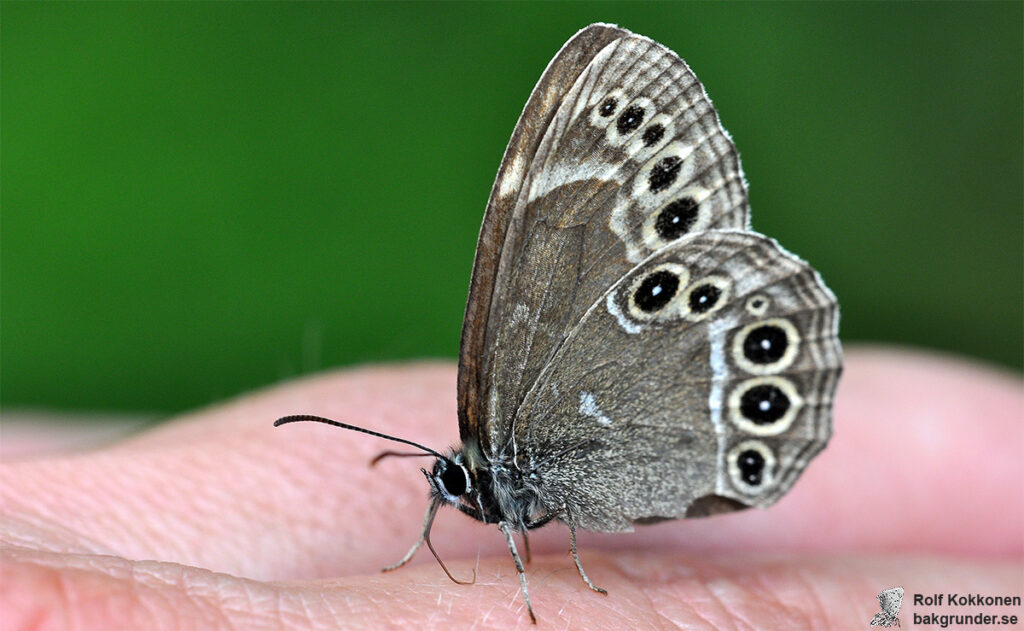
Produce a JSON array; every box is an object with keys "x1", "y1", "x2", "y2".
[
  {"x1": 277, "y1": 22, "x2": 841, "y2": 623},
  {"x1": 870, "y1": 587, "x2": 904, "y2": 627}
]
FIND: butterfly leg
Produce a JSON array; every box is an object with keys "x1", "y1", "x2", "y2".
[
  {"x1": 521, "y1": 531, "x2": 532, "y2": 564},
  {"x1": 382, "y1": 499, "x2": 437, "y2": 571},
  {"x1": 384, "y1": 498, "x2": 474, "y2": 584},
  {"x1": 567, "y1": 509, "x2": 607, "y2": 595},
  {"x1": 499, "y1": 521, "x2": 537, "y2": 624}
]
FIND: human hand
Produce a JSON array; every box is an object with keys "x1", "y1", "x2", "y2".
[{"x1": 3, "y1": 347, "x2": 1021, "y2": 629}]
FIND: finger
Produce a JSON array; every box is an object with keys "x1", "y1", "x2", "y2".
[
  {"x1": 0, "y1": 362, "x2": 460, "y2": 580},
  {"x1": 4, "y1": 546, "x2": 1019, "y2": 630},
  {"x1": 0, "y1": 412, "x2": 147, "y2": 461},
  {"x1": 0, "y1": 348, "x2": 1019, "y2": 583}
]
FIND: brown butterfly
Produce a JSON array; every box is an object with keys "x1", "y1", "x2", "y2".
[{"x1": 278, "y1": 22, "x2": 841, "y2": 623}]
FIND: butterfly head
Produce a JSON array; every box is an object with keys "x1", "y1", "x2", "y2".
[{"x1": 427, "y1": 452, "x2": 474, "y2": 504}]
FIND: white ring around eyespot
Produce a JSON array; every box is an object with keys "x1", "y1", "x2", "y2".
[
  {"x1": 681, "y1": 275, "x2": 732, "y2": 321},
  {"x1": 588, "y1": 88, "x2": 625, "y2": 129},
  {"x1": 625, "y1": 262, "x2": 690, "y2": 322},
  {"x1": 745, "y1": 294, "x2": 771, "y2": 317},
  {"x1": 727, "y1": 439, "x2": 776, "y2": 495},
  {"x1": 632, "y1": 140, "x2": 697, "y2": 199},
  {"x1": 732, "y1": 317, "x2": 801, "y2": 375},
  {"x1": 727, "y1": 376, "x2": 804, "y2": 436},
  {"x1": 639, "y1": 186, "x2": 713, "y2": 252}
]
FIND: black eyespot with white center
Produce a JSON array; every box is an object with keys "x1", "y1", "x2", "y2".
[
  {"x1": 654, "y1": 197, "x2": 698, "y2": 240},
  {"x1": 727, "y1": 440, "x2": 776, "y2": 492},
  {"x1": 599, "y1": 97, "x2": 618, "y2": 117},
  {"x1": 688, "y1": 283, "x2": 721, "y2": 314},
  {"x1": 648, "y1": 156, "x2": 682, "y2": 193},
  {"x1": 633, "y1": 270, "x2": 679, "y2": 313},
  {"x1": 743, "y1": 325, "x2": 788, "y2": 365},
  {"x1": 729, "y1": 377, "x2": 802, "y2": 435},
  {"x1": 737, "y1": 449, "x2": 765, "y2": 486},
  {"x1": 740, "y1": 384, "x2": 790, "y2": 424},
  {"x1": 733, "y1": 318, "x2": 800, "y2": 375},
  {"x1": 642, "y1": 124, "x2": 665, "y2": 147},
  {"x1": 616, "y1": 105, "x2": 645, "y2": 134}
]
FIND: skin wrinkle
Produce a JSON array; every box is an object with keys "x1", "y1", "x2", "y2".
[
  {"x1": 634, "y1": 573, "x2": 686, "y2": 631},
  {"x1": 316, "y1": 586, "x2": 341, "y2": 630},
  {"x1": 737, "y1": 563, "x2": 801, "y2": 630},
  {"x1": 605, "y1": 553, "x2": 717, "y2": 631},
  {"x1": 138, "y1": 561, "x2": 185, "y2": 629},
  {"x1": 52, "y1": 563, "x2": 71, "y2": 631},
  {"x1": 791, "y1": 566, "x2": 831, "y2": 631},
  {"x1": 705, "y1": 576, "x2": 780, "y2": 631},
  {"x1": 682, "y1": 573, "x2": 740, "y2": 631}
]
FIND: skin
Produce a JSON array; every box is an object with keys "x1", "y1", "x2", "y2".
[{"x1": 2, "y1": 346, "x2": 1021, "y2": 630}]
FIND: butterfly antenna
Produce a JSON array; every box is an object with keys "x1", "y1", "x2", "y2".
[
  {"x1": 370, "y1": 450, "x2": 436, "y2": 466},
  {"x1": 274, "y1": 415, "x2": 445, "y2": 460}
]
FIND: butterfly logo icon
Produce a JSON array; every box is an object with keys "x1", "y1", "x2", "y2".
[{"x1": 870, "y1": 586, "x2": 904, "y2": 627}]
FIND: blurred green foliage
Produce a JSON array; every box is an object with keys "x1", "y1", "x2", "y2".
[{"x1": 3, "y1": 2, "x2": 1021, "y2": 413}]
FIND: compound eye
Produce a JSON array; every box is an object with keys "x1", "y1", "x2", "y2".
[{"x1": 440, "y1": 462, "x2": 467, "y2": 497}]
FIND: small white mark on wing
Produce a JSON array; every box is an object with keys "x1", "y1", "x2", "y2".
[
  {"x1": 579, "y1": 391, "x2": 613, "y2": 426},
  {"x1": 527, "y1": 159, "x2": 623, "y2": 203},
  {"x1": 511, "y1": 303, "x2": 530, "y2": 325},
  {"x1": 498, "y1": 153, "x2": 526, "y2": 199},
  {"x1": 606, "y1": 291, "x2": 642, "y2": 334}
]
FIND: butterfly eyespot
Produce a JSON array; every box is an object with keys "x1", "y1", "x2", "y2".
[
  {"x1": 745, "y1": 294, "x2": 770, "y2": 316},
  {"x1": 655, "y1": 197, "x2": 698, "y2": 240},
  {"x1": 625, "y1": 114, "x2": 673, "y2": 158},
  {"x1": 633, "y1": 270, "x2": 679, "y2": 313},
  {"x1": 648, "y1": 156, "x2": 683, "y2": 192},
  {"x1": 598, "y1": 97, "x2": 619, "y2": 117},
  {"x1": 688, "y1": 284, "x2": 721, "y2": 313},
  {"x1": 745, "y1": 325, "x2": 787, "y2": 363},
  {"x1": 616, "y1": 105, "x2": 646, "y2": 134},
  {"x1": 727, "y1": 440, "x2": 776, "y2": 493},
  {"x1": 642, "y1": 124, "x2": 665, "y2": 147},
  {"x1": 738, "y1": 449, "x2": 765, "y2": 485},
  {"x1": 623, "y1": 262, "x2": 690, "y2": 321},
  {"x1": 732, "y1": 318, "x2": 801, "y2": 375},
  {"x1": 740, "y1": 384, "x2": 789, "y2": 423},
  {"x1": 680, "y1": 275, "x2": 730, "y2": 320},
  {"x1": 728, "y1": 376, "x2": 803, "y2": 435}
]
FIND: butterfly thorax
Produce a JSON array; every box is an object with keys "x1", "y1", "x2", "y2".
[{"x1": 430, "y1": 440, "x2": 545, "y2": 529}]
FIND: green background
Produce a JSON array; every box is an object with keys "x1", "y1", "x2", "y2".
[{"x1": 3, "y1": 2, "x2": 1021, "y2": 414}]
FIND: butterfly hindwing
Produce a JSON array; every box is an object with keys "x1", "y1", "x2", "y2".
[
  {"x1": 462, "y1": 24, "x2": 752, "y2": 454},
  {"x1": 512, "y1": 231, "x2": 841, "y2": 531}
]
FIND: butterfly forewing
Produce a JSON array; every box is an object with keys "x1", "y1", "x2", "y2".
[
  {"x1": 463, "y1": 24, "x2": 752, "y2": 454},
  {"x1": 513, "y1": 231, "x2": 840, "y2": 531},
  {"x1": 458, "y1": 24, "x2": 625, "y2": 448}
]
